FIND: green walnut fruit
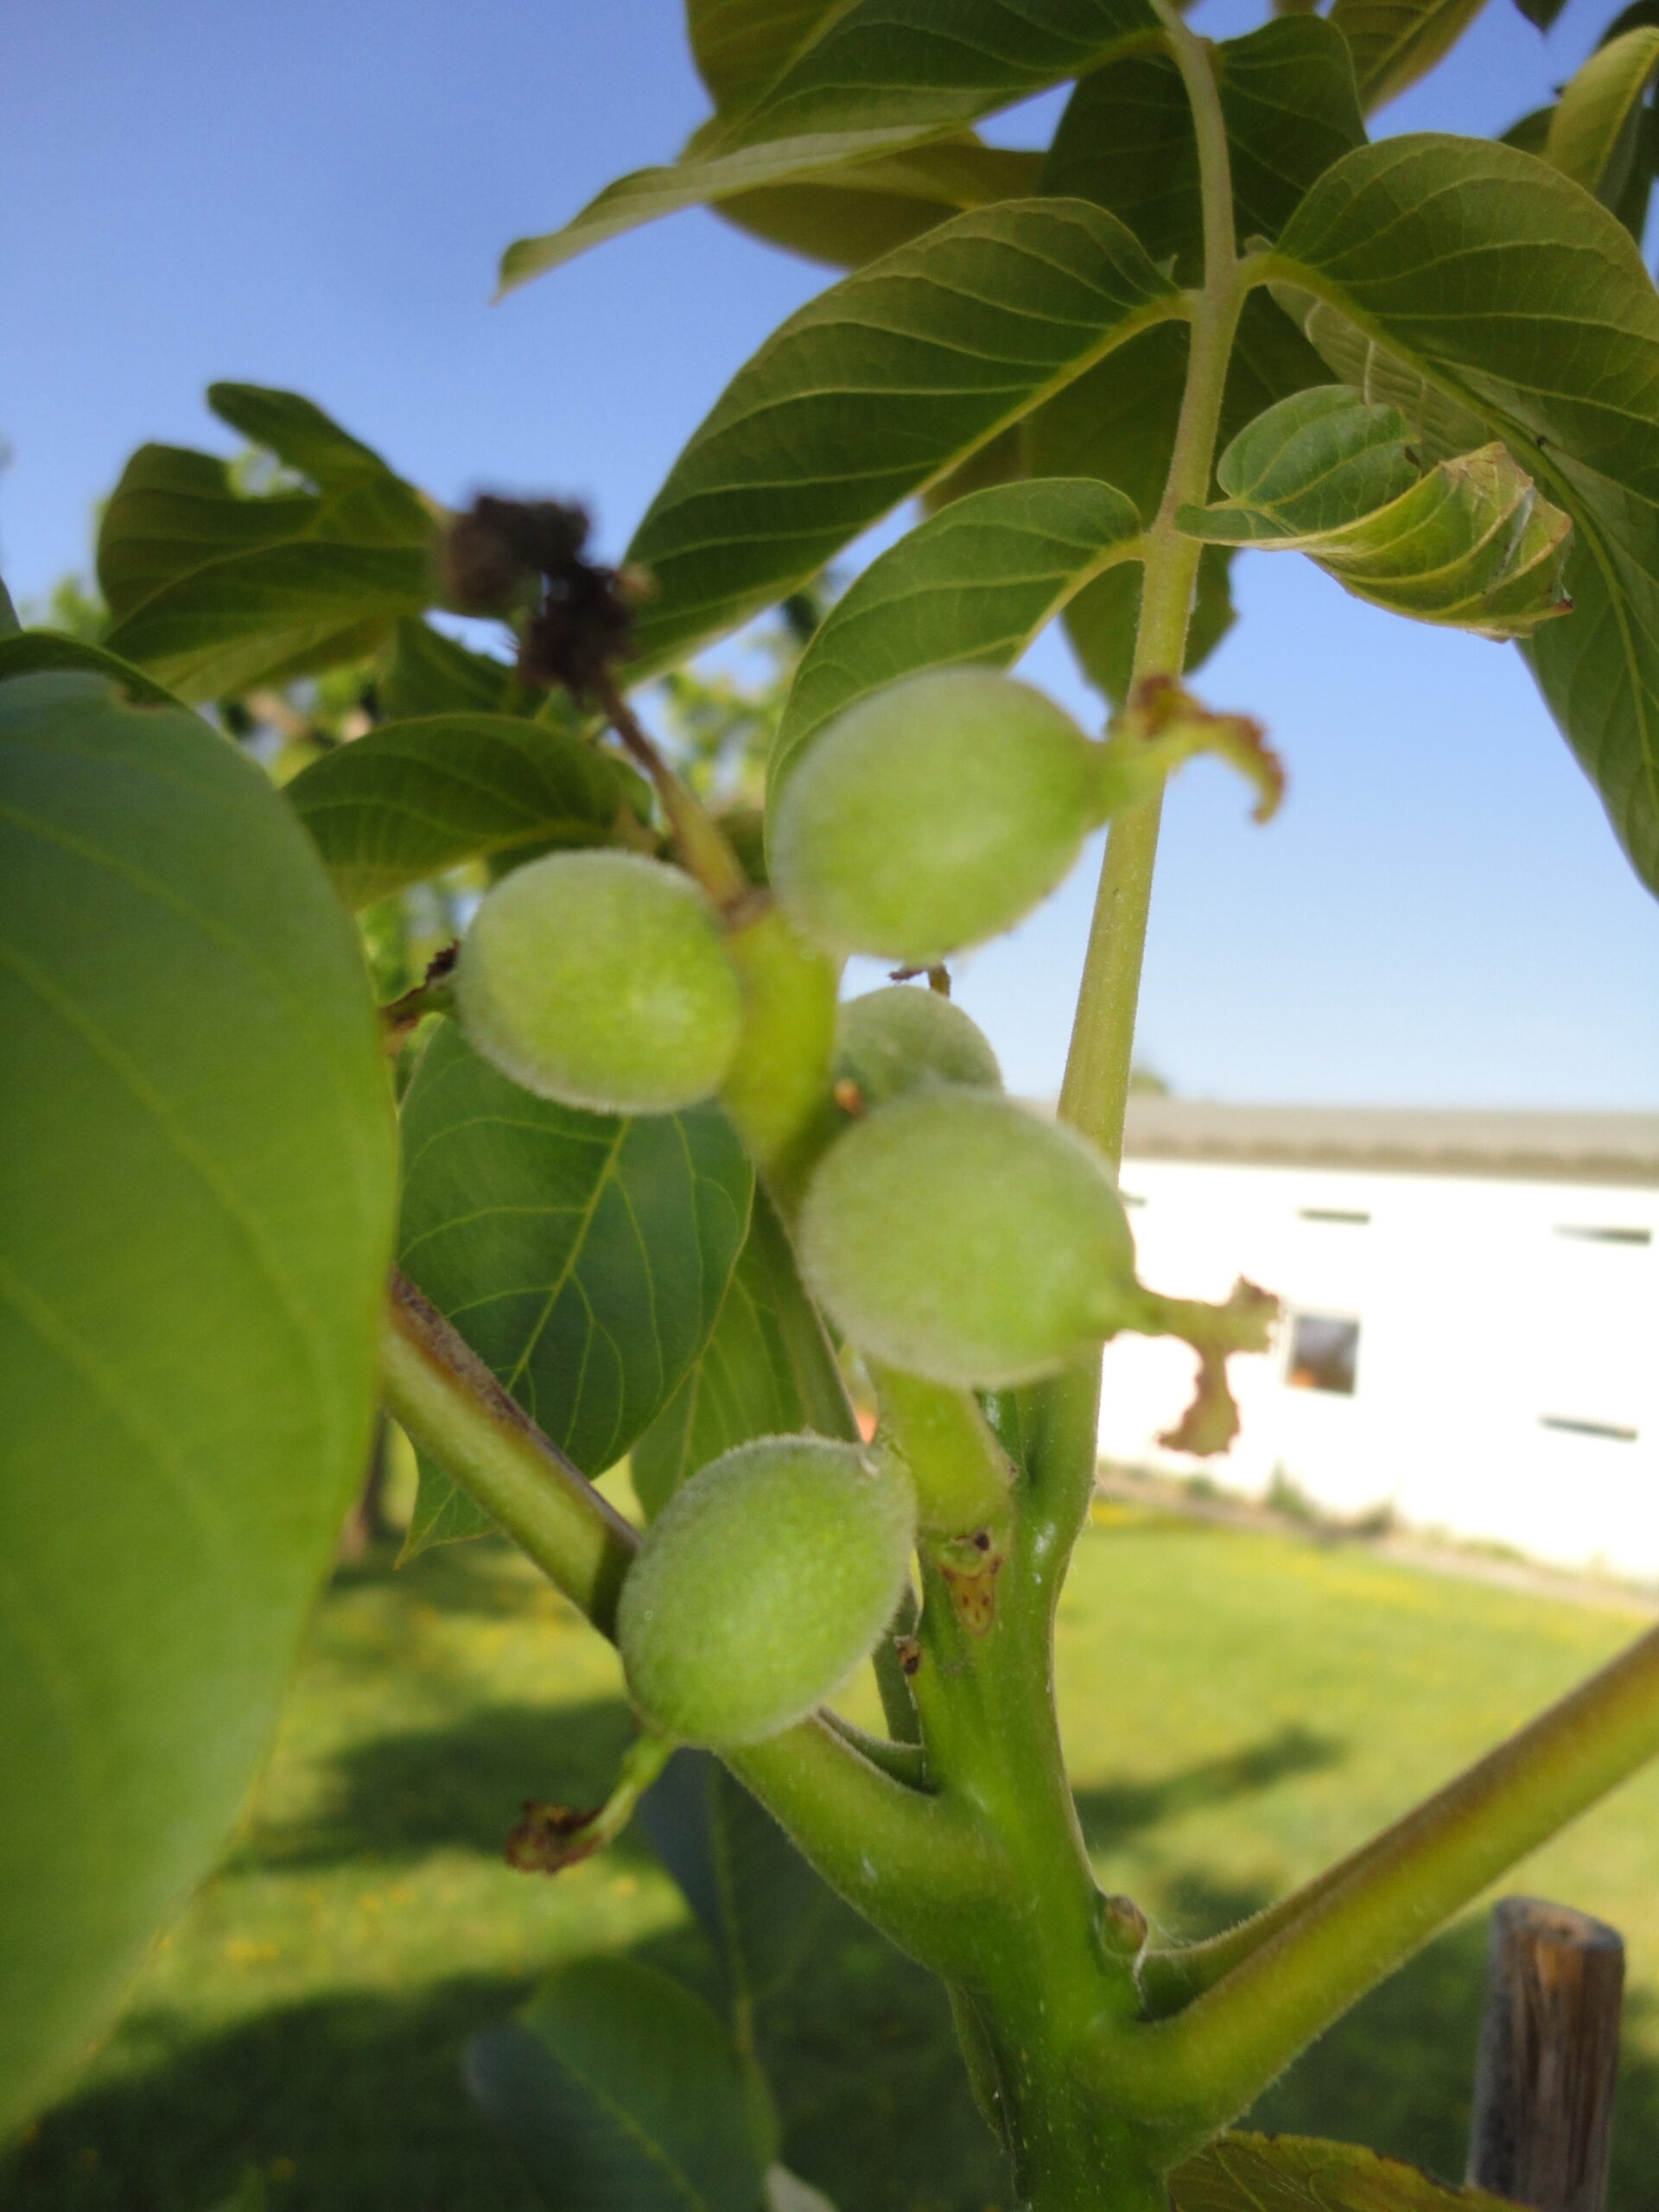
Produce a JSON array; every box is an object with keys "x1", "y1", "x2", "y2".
[
  {"x1": 799, "y1": 1090, "x2": 1139, "y2": 1388},
  {"x1": 618, "y1": 1436, "x2": 917, "y2": 1748},
  {"x1": 772, "y1": 668, "x2": 1099, "y2": 964},
  {"x1": 456, "y1": 850, "x2": 743, "y2": 1115},
  {"x1": 835, "y1": 985, "x2": 1001, "y2": 1109}
]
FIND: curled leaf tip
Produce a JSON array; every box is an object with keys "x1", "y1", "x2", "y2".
[{"x1": 1181, "y1": 387, "x2": 1577, "y2": 641}]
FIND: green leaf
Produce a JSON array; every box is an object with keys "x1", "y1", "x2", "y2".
[
  {"x1": 207, "y1": 382, "x2": 419, "y2": 499},
  {"x1": 0, "y1": 628, "x2": 184, "y2": 709},
  {"x1": 1608, "y1": 102, "x2": 1659, "y2": 243},
  {"x1": 718, "y1": 177, "x2": 963, "y2": 266},
  {"x1": 104, "y1": 542, "x2": 433, "y2": 704},
  {"x1": 0, "y1": 670, "x2": 395, "y2": 2136},
  {"x1": 1178, "y1": 385, "x2": 1573, "y2": 639},
  {"x1": 1500, "y1": 105, "x2": 1554, "y2": 155},
  {"x1": 0, "y1": 578, "x2": 19, "y2": 635},
  {"x1": 1263, "y1": 132, "x2": 1659, "y2": 892},
  {"x1": 1601, "y1": 0, "x2": 1659, "y2": 43},
  {"x1": 397, "y1": 1020, "x2": 751, "y2": 1491},
  {"x1": 766, "y1": 477, "x2": 1142, "y2": 808},
  {"x1": 639, "y1": 1748, "x2": 834, "y2": 2013},
  {"x1": 1510, "y1": 0, "x2": 1568, "y2": 30},
  {"x1": 1172, "y1": 2133, "x2": 1522, "y2": 2212},
  {"x1": 379, "y1": 616, "x2": 515, "y2": 719},
  {"x1": 1268, "y1": 275, "x2": 1494, "y2": 466},
  {"x1": 284, "y1": 712, "x2": 628, "y2": 908},
  {"x1": 687, "y1": 0, "x2": 845, "y2": 112},
  {"x1": 1186, "y1": 385, "x2": 1421, "y2": 536},
  {"x1": 97, "y1": 445, "x2": 323, "y2": 624},
  {"x1": 1027, "y1": 18, "x2": 1362, "y2": 695},
  {"x1": 632, "y1": 1185, "x2": 853, "y2": 1520},
  {"x1": 498, "y1": 0, "x2": 1160, "y2": 289},
  {"x1": 624, "y1": 200, "x2": 1180, "y2": 673},
  {"x1": 1042, "y1": 19, "x2": 1365, "y2": 284},
  {"x1": 466, "y1": 1955, "x2": 777, "y2": 2212},
  {"x1": 97, "y1": 391, "x2": 438, "y2": 702},
  {"x1": 1329, "y1": 0, "x2": 1491, "y2": 113},
  {"x1": 1543, "y1": 26, "x2": 1659, "y2": 207},
  {"x1": 922, "y1": 421, "x2": 1028, "y2": 517},
  {"x1": 402, "y1": 1465, "x2": 494, "y2": 1554},
  {"x1": 717, "y1": 140, "x2": 1044, "y2": 270}
]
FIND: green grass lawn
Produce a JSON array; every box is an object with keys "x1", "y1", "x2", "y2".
[{"x1": 6, "y1": 1509, "x2": 1659, "y2": 2212}]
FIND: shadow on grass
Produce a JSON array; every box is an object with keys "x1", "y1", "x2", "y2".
[
  {"x1": 328, "y1": 1535, "x2": 561, "y2": 1618},
  {"x1": 0, "y1": 1906, "x2": 1001, "y2": 2212},
  {"x1": 18, "y1": 1895, "x2": 1659, "y2": 2212},
  {"x1": 247, "y1": 1697, "x2": 654, "y2": 1872},
  {"x1": 13, "y1": 1523, "x2": 1658, "y2": 2212},
  {"x1": 0, "y1": 1976, "x2": 543, "y2": 2212},
  {"x1": 1072, "y1": 1724, "x2": 1346, "y2": 1860},
  {"x1": 749, "y1": 1897, "x2": 1004, "y2": 2212}
]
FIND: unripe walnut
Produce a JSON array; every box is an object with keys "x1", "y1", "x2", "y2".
[
  {"x1": 771, "y1": 669, "x2": 1097, "y2": 964},
  {"x1": 835, "y1": 985, "x2": 1001, "y2": 1109},
  {"x1": 455, "y1": 850, "x2": 742, "y2": 1115},
  {"x1": 618, "y1": 1437, "x2": 916, "y2": 1748},
  {"x1": 799, "y1": 1090, "x2": 1138, "y2": 1388}
]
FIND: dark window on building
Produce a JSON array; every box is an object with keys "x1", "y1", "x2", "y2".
[
  {"x1": 1287, "y1": 1313, "x2": 1360, "y2": 1395},
  {"x1": 1299, "y1": 1208, "x2": 1371, "y2": 1225},
  {"x1": 1539, "y1": 1415, "x2": 1638, "y2": 1442},
  {"x1": 1554, "y1": 1224, "x2": 1652, "y2": 1246}
]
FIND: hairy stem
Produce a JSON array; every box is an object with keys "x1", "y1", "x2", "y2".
[
  {"x1": 382, "y1": 1270, "x2": 636, "y2": 1633},
  {"x1": 1036, "y1": 10, "x2": 1247, "y2": 1571},
  {"x1": 595, "y1": 671, "x2": 749, "y2": 907},
  {"x1": 1059, "y1": 6, "x2": 1243, "y2": 1166}
]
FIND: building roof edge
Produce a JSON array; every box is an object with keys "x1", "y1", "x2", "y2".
[{"x1": 1117, "y1": 1103, "x2": 1659, "y2": 1186}]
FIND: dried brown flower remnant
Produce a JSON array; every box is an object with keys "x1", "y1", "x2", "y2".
[
  {"x1": 504, "y1": 1797, "x2": 605, "y2": 1874},
  {"x1": 444, "y1": 496, "x2": 589, "y2": 613},
  {"x1": 519, "y1": 556, "x2": 639, "y2": 696},
  {"x1": 442, "y1": 495, "x2": 642, "y2": 697}
]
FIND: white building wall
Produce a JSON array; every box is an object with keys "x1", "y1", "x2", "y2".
[{"x1": 1096, "y1": 1156, "x2": 1659, "y2": 1578}]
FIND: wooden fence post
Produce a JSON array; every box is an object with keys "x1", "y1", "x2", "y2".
[{"x1": 1466, "y1": 1896, "x2": 1624, "y2": 2212}]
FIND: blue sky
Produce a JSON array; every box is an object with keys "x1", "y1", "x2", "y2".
[{"x1": 4, "y1": 0, "x2": 1657, "y2": 1105}]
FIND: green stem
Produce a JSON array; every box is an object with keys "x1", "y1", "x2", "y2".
[
  {"x1": 931, "y1": 25, "x2": 1256, "y2": 2198},
  {"x1": 873, "y1": 1364, "x2": 1015, "y2": 1532},
  {"x1": 822, "y1": 1706, "x2": 928, "y2": 1786},
  {"x1": 379, "y1": 1270, "x2": 998, "y2": 1976},
  {"x1": 383, "y1": 1270, "x2": 636, "y2": 1634},
  {"x1": 1123, "y1": 1618, "x2": 1659, "y2": 2156},
  {"x1": 1037, "y1": 4, "x2": 1249, "y2": 1589},
  {"x1": 910, "y1": 1511, "x2": 1151, "y2": 2210},
  {"x1": 992, "y1": 17, "x2": 1659, "y2": 2171},
  {"x1": 596, "y1": 672, "x2": 749, "y2": 908},
  {"x1": 725, "y1": 1721, "x2": 1003, "y2": 1977},
  {"x1": 1059, "y1": 7, "x2": 1243, "y2": 1166}
]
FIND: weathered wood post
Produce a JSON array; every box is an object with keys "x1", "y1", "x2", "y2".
[{"x1": 1466, "y1": 1896, "x2": 1624, "y2": 2212}]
